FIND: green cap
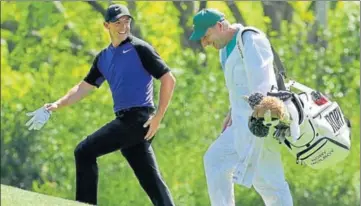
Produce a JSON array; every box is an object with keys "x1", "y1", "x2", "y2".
[{"x1": 189, "y1": 9, "x2": 225, "y2": 41}]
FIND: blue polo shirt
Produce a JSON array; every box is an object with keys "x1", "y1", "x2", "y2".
[{"x1": 84, "y1": 36, "x2": 170, "y2": 112}]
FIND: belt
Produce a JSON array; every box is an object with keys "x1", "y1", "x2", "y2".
[{"x1": 115, "y1": 106, "x2": 154, "y2": 117}]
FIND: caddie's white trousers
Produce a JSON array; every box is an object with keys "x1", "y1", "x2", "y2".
[{"x1": 203, "y1": 123, "x2": 293, "y2": 206}]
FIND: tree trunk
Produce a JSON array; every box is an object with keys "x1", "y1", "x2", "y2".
[
  {"x1": 53, "y1": 2, "x2": 97, "y2": 58},
  {"x1": 173, "y1": 1, "x2": 203, "y2": 51},
  {"x1": 126, "y1": 1, "x2": 142, "y2": 38},
  {"x1": 316, "y1": 1, "x2": 328, "y2": 27},
  {"x1": 1, "y1": 20, "x2": 19, "y2": 52},
  {"x1": 199, "y1": 1, "x2": 207, "y2": 11},
  {"x1": 307, "y1": 1, "x2": 328, "y2": 47},
  {"x1": 314, "y1": 1, "x2": 329, "y2": 90},
  {"x1": 261, "y1": 1, "x2": 293, "y2": 35},
  {"x1": 226, "y1": 1, "x2": 246, "y2": 25},
  {"x1": 87, "y1": 1, "x2": 106, "y2": 18}
]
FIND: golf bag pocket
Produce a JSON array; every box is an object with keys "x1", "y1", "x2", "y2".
[
  {"x1": 295, "y1": 102, "x2": 351, "y2": 169},
  {"x1": 296, "y1": 137, "x2": 350, "y2": 169}
]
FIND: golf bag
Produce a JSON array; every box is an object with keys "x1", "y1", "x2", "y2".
[{"x1": 237, "y1": 27, "x2": 352, "y2": 169}]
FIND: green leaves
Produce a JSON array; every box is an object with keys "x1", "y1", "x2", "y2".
[{"x1": 1, "y1": 2, "x2": 360, "y2": 205}]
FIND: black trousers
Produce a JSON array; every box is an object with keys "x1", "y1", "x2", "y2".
[{"x1": 74, "y1": 107, "x2": 175, "y2": 205}]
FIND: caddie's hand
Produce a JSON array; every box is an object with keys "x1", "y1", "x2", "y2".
[
  {"x1": 267, "y1": 91, "x2": 292, "y2": 102},
  {"x1": 25, "y1": 106, "x2": 52, "y2": 130},
  {"x1": 222, "y1": 112, "x2": 232, "y2": 133},
  {"x1": 273, "y1": 125, "x2": 290, "y2": 142},
  {"x1": 143, "y1": 113, "x2": 162, "y2": 140}
]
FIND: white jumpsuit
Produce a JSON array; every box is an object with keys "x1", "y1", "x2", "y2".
[{"x1": 203, "y1": 24, "x2": 293, "y2": 206}]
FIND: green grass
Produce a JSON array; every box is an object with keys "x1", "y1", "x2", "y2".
[{"x1": 1, "y1": 184, "x2": 91, "y2": 206}]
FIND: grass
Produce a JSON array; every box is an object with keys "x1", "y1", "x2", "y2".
[{"x1": 1, "y1": 184, "x2": 91, "y2": 206}]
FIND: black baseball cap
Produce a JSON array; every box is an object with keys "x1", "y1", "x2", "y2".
[{"x1": 105, "y1": 4, "x2": 133, "y2": 22}]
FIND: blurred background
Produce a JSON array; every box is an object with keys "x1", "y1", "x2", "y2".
[{"x1": 1, "y1": 1, "x2": 360, "y2": 206}]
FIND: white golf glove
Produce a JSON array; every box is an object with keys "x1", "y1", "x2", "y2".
[{"x1": 25, "y1": 106, "x2": 52, "y2": 130}]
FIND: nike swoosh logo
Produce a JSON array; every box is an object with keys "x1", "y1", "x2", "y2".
[{"x1": 123, "y1": 49, "x2": 132, "y2": 54}]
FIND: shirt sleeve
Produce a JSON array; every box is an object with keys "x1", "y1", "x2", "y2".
[
  {"x1": 241, "y1": 31, "x2": 275, "y2": 95},
  {"x1": 134, "y1": 43, "x2": 170, "y2": 79},
  {"x1": 83, "y1": 53, "x2": 105, "y2": 88}
]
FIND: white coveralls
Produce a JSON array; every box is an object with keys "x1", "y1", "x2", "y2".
[{"x1": 203, "y1": 24, "x2": 293, "y2": 206}]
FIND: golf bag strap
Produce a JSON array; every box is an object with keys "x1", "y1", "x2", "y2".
[
  {"x1": 291, "y1": 93, "x2": 305, "y2": 125},
  {"x1": 237, "y1": 26, "x2": 287, "y2": 91},
  {"x1": 271, "y1": 46, "x2": 287, "y2": 91},
  {"x1": 237, "y1": 27, "x2": 260, "y2": 59}
]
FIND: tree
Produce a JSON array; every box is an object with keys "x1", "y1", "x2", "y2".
[{"x1": 261, "y1": 1, "x2": 294, "y2": 35}]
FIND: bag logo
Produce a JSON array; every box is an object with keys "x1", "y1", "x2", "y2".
[
  {"x1": 310, "y1": 148, "x2": 334, "y2": 165},
  {"x1": 324, "y1": 107, "x2": 345, "y2": 133}
]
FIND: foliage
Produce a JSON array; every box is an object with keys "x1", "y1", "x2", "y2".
[{"x1": 1, "y1": 1, "x2": 359, "y2": 206}]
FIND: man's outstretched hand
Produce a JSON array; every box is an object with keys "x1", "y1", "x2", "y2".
[{"x1": 25, "y1": 106, "x2": 52, "y2": 130}]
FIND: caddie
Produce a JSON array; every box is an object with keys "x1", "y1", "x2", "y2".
[{"x1": 189, "y1": 8, "x2": 293, "y2": 206}]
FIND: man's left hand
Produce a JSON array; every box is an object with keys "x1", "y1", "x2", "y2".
[{"x1": 143, "y1": 113, "x2": 163, "y2": 140}]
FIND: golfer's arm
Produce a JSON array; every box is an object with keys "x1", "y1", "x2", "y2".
[
  {"x1": 54, "y1": 81, "x2": 96, "y2": 110},
  {"x1": 156, "y1": 72, "x2": 176, "y2": 117}
]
